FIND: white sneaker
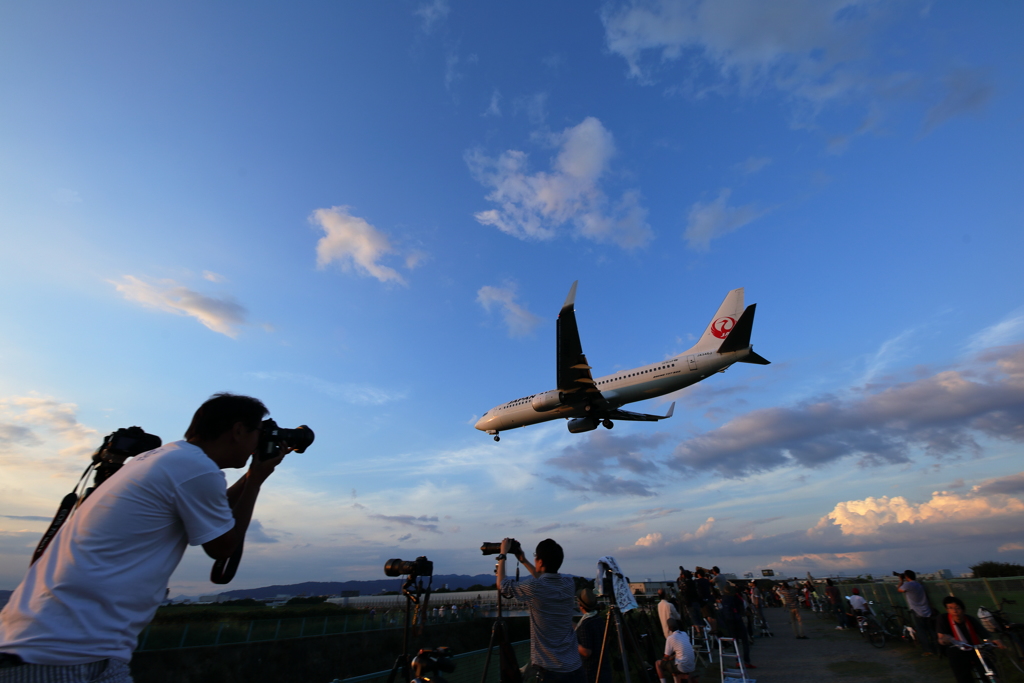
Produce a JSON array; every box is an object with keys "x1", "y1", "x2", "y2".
[{"x1": 835, "y1": 626, "x2": 845, "y2": 630}]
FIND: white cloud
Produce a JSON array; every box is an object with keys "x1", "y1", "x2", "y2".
[
  {"x1": 311, "y1": 206, "x2": 408, "y2": 285},
  {"x1": 111, "y1": 275, "x2": 248, "y2": 338},
  {"x1": 998, "y1": 542, "x2": 1024, "y2": 553},
  {"x1": 0, "y1": 394, "x2": 97, "y2": 460},
  {"x1": 467, "y1": 117, "x2": 653, "y2": 249},
  {"x1": 736, "y1": 156, "x2": 772, "y2": 174},
  {"x1": 965, "y1": 309, "x2": 1024, "y2": 354},
  {"x1": 923, "y1": 67, "x2": 994, "y2": 134},
  {"x1": 483, "y1": 89, "x2": 502, "y2": 117},
  {"x1": 683, "y1": 188, "x2": 769, "y2": 250},
  {"x1": 414, "y1": 0, "x2": 450, "y2": 34},
  {"x1": 202, "y1": 271, "x2": 227, "y2": 283},
  {"x1": 815, "y1": 488, "x2": 1024, "y2": 536},
  {"x1": 635, "y1": 532, "x2": 663, "y2": 546},
  {"x1": 477, "y1": 284, "x2": 543, "y2": 337}
]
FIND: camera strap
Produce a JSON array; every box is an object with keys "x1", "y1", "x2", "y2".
[
  {"x1": 30, "y1": 492, "x2": 79, "y2": 566},
  {"x1": 210, "y1": 545, "x2": 244, "y2": 584}
]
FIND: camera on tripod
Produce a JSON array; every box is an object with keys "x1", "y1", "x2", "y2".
[
  {"x1": 255, "y1": 419, "x2": 314, "y2": 461},
  {"x1": 480, "y1": 538, "x2": 520, "y2": 556},
  {"x1": 411, "y1": 647, "x2": 454, "y2": 683},
  {"x1": 385, "y1": 557, "x2": 434, "y2": 577}
]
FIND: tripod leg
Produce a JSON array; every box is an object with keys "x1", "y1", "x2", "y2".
[{"x1": 611, "y1": 608, "x2": 632, "y2": 683}]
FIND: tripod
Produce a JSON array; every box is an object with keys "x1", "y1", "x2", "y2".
[
  {"x1": 386, "y1": 572, "x2": 433, "y2": 683},
  {"x1": 480, "y1": 565, "x2": 522, "y2": 683},
  {"x1": 595, "y1": 567, "x2": 656, "y2": 683}
]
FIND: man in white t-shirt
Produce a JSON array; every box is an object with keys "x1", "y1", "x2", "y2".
[
  {"x1": 657, "y1": 589, "x2": 681, "y2": 638},
  {"x1": 657, "y1": 619, "x2": 697, "y2": 683},
  {"x1": 0, "y1": 393, "x2": 287, "y2": 682}
]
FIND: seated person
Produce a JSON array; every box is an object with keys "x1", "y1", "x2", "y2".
[{"x1": 657, "y1": 619, "x2": 698, "y2": 683}]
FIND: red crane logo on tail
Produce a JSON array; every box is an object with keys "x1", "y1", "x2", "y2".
[{"x1": 711, "y1": 317, "x2": 735, "y2": 339}]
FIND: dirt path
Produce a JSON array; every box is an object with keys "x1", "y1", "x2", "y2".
[{"x1": 698, "y1": 607, "x2": 954, "y2": 683}]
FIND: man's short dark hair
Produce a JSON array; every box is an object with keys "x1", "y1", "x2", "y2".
[
  {"x1": 943, "y1": 596, "x2": 965, "y2": 609},
  {"x1": 712, "y1": 566, "x2": 720, "y2": 574},
  {"x1": 904, "y1": 569, "x2": 917, "y2": 580},
  {"x1": 185, "y1": 393, "x2": 268, "y2": 441},
  {"x1": 535, "y1": 538, "x2": 564, "y2": 573},
  {"x1": 667, "y1": 618, "x2": 681, "y2": 632}
]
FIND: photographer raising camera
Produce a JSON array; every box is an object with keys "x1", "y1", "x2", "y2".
[
  {"x1": 496, "y1": 538, "x2": 584, "y2": 683},
  {"x1": 0, "y1": 393, "x2": 301, "y2": 683}
]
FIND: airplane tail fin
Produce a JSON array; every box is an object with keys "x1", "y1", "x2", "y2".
[
  {"x1": 690, "y1": 288, "x2": 745, "y2": 352},
  {"x1": 717, "y1": 303, "x2": 771, "y2": 364}
]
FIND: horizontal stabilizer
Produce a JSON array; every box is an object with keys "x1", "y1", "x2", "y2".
[
  {"x1": 605, "y1": 401, "x2": 675, "y2": 423},
  {"x1": 740, "y1": 349, "x2": 771, "y2": 365},
  {"x1": 717, "y1": 304, "x2": 757, "y2": 354}
]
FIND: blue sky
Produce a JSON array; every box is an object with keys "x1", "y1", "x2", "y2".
[{"x1": 1, "y1": 0, "x2": 1023, "y2": 594}]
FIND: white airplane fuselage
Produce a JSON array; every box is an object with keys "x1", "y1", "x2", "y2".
[{"x1": 475, "y1": 347, "x2": 754, "y2": 434}]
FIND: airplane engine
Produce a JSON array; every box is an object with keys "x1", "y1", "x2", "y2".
[
  {"x1": 567, "y1": 416, "x2": 599, "y2": 434},
  {"x1": 531, "y1": 390, "x2": 563, "y2": 412}
]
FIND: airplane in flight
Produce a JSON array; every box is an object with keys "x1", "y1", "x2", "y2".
[{"x1": 475, "y1": 282, "x2": 769, "y2": 441}]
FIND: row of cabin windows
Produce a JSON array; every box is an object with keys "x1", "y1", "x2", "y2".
[
  {"x1": 504, "y1": 362, "x2": 680, "y2": 402},
  {"x1": 596, "y1": 362, "x2": 677, "y2": 385}
]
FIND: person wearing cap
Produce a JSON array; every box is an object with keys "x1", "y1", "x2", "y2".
[
  {"x1": 574, "y1": 588, "x2": 611, "y2": 683},
  {"x1": 657, "y1": 588, "x2": 681, "y2": 638},
  {"x1": 847, "y1": 587, "x2": 868, "y2": 615},
  {"x1": 657, "y1": 618, "x2": 698, "y2": 683}
]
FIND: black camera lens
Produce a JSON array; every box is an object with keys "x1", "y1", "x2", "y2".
[
  {"x1": 480, "y1": 542, "x2": 502, "y2": 556},
  {"x1": 384, "y1": 557, "x2": 432, "y2": 577}
]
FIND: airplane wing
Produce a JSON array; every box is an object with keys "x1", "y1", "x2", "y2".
[
  {"x1": 556, "y1": 281, "x2": 601, "y2": 403},
  {"x1": 602, "y1": 402, "x2": 675, "y2": 423}
]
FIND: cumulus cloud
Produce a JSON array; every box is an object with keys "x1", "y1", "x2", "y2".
[
  {"x1": 814, "y1": 488, "x2": 1024, "y2": 536},
  {"x1": 0, "y1": 395, "x2": 97, "y2": 460},
  {"x1": 635, "y1": 532, "x2": 663, "y2": 546},
  {"x1": 311, "y1": 206, "x2": 410, "y2": 285},
  {"x1": 477, "y1": 285, "x2": 543, "y2": 337},
  {"x1": 467, "y1": 117, "x2": 653, "y2": 249},
  {"x1": 923, "y1": 67, "x2": 994, "y2": 134},
  {"x1": 112, "y1": 275, "x2": 248, "y2": 338},
  {"x1": 246, "y1": 519, "x2": 279, "y2": 544},
  {"x1": 546, "y1": 431, "x2": 669, "y2": 496},
  {"x1": 684, "y1": 188, "x2": 769, "y2": 250},
  {"x1": 671, "y1": 344, "x2": 1024, "y2": 477}
]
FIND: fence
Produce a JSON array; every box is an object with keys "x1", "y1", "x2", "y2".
[
  {"x1": 136, "y1": 608, "x2": 487, "y2": 652},
  {"x1": 837, "y1": 576, "x2": 1024, "y2": 626},
  {"x1": 337, "y1": 640, "x2": 531, "y2": 683}
]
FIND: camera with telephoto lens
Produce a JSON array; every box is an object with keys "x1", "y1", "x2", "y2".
[
  {"x1": 384, "y1": 556, "x2": 434, "y2": 577},
  {"x1": 892, "y1": 571, "x2": 905, "y2": 579},
  {"x1": 480, "y1": 538, "x2": 520, "y2": 556},
  {"x1": 411, "y1": 647, "x2": 455, "y2": 682},
  {"x1": 255, "y1": 419, "x2": 315, "y2": 461},
  {"x1": 92, "y1": 427, "x2": 163, "y2": 487}
]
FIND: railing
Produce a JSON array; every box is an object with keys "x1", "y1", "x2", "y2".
[
  {"x1": 335, "y1": 640, "x2": 531, "y2": 683},
  {"x1": 136, "y1": 609, "x2": 493, "y2": 652},
  {"x1": 837, "y1": 576, "x2": 1024, "y2": 627}
]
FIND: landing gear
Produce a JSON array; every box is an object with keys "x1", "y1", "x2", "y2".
[
  {"x1": 602, "y1": 419, "x2": 613, "y2": 429},
  {"x1": 493, "y1": 435, "x2": 500, "y2": 442}
]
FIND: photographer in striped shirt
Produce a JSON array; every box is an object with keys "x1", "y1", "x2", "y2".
[{"x1": 498, "y1": 538, "x2": 584, "y2": 683}]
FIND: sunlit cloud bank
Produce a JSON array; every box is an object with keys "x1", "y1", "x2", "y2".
[
  {"x1": 671, "y1": 343, "x2": 1024, "y2": 477},
  {"x1": 477, "y1": 284, "x2": 543, "y2": 337},
  {"x1": 312, "y1": 206, "x2": 419, "y2": 285},
  {"x1": 467, "y1": 117, "x2": 653, "y2": 249},
  {"x1": 112, "y1": 275, "x2": 249, "y2": 338}
]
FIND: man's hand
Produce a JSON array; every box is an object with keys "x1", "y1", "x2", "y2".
[{"x1": 247, "y1": 446, "x2": 290, "y2": 485}]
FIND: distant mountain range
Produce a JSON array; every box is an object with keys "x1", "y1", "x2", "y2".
[{"x1": 214, "y1": 574, "x2": 499, "y2": 600}]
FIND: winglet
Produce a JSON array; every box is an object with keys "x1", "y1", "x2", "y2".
[
  {"x1": 664, "y1": 401, "x2": 675, "y2": 419},
  {"x1": 561, "y1": 280, "x2": 578, "y2": 314}
]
